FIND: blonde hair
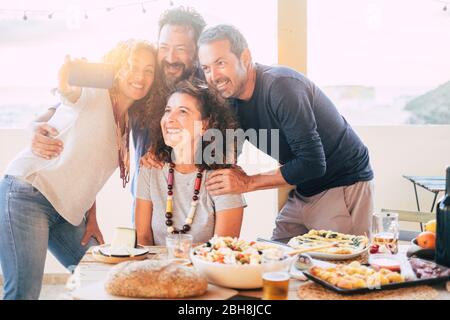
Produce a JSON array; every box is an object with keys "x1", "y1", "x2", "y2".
[{"x1": 102, "y1": 39, "x2": 157, "y2": 83}]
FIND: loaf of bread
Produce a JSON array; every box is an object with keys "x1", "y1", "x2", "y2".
[{"x1": 104, "y1": 260, "x2": 208, "y2": 298}]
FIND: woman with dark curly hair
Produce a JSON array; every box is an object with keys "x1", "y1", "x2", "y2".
[{"x1": 135, "y1": 81, "x2": 246, "y2": 245}]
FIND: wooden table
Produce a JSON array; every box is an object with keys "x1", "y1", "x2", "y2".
[{"x1": 67, "y1": 245, "x2": 450, "y2": 300}]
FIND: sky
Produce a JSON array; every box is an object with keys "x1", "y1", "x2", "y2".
[{"x1": 308, "y1": 0, "x2": 450, "y2": 87}]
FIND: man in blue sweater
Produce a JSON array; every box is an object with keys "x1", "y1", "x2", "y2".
[{"x1": 198, "y1": 25, "x2": 374, "y2": 239}]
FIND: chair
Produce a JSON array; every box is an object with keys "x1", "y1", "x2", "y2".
[{"x1": 380, "y1": 208, "x2": 436, "y2": 241}]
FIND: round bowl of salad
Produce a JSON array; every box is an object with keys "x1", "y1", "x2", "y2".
[{"x1": 190, "y1": 236, "x2": 293, "y2": 289}]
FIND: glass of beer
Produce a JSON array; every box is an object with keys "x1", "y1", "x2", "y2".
[
  {"x1": 371, "y1": 212, "x2": 399, "y2": 254},
  {"x1": 261, "y1": 248, "x2": 292, "y2": 300}
]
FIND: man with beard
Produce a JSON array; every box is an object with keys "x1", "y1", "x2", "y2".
[
  {"x1": 157, "y1": 7, "x2": 206, "y2": 88},
  {"x1": 198, "y1": 25, "x2": 374, "y2": 239},
  {"x1": 131, "y1": 7, "x2": 206, "y2": 207},
  {"x1": 28, "y1": 7, "x2": 206, "y2": 225}
]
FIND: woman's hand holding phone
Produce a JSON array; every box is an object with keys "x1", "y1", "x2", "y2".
[{"x1": 58, "y1": 55, "x2": 82, "y2": 104}]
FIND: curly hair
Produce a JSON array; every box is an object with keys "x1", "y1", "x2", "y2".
[
  {"x1": 102, "y1": 39, "x2": 155, "y2": 76},
  {"x1": 158, "y1": 6, "x2": 206, "y2": 44},
  {"x1": 148, "y1": 80, "x2": 239, "y2": 170},
  {"x1": 129, "y1": 75, "x2": 167, "y2": 129},
  {"x1": 101, "y1": 39, "x2": 166, "y2": 128}
]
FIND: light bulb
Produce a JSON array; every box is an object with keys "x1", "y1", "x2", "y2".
[{"x1": 66, "y1": 6, "x2": 82, "y2": 30}]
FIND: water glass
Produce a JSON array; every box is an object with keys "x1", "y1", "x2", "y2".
[
  {"x1": 165, "y1": 233, "x2": 193, "y2": 264},
  {"x1": 371, "y1": 212, "x2": 399, "y2": 254}
]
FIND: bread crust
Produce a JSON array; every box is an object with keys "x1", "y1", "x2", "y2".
[{"x1": 105, "y1": 260, "x2": 208, "y2": 298}]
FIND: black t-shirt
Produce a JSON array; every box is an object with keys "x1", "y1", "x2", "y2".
[{"x1": 230, "y1": 64, "x2": 373, "y2": 197}]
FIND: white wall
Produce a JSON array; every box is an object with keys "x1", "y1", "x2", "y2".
[
  {"x1": 354, "y1": 126, "x2": 450, "y2": 213},
  {"x1": 1, "y1": 125, "x2": 450, "y2": 273}
]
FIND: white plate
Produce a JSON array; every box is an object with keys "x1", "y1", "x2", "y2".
[
  {"x1": 96, "y1": 244, "x2": 149, "y2": 257},
  {"x1": 289, "y1": 264, "x2": 307, "y2": 281},
  {"x1": 303, "y1": 246, "x2": 369, "y2": 260}
]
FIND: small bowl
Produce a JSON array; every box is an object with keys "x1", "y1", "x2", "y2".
[
  {"x1": 369, "y1": 254, "x2": 401, "y2": 271},
  {"x1": 294, "y1": 253, "x2": 314, "y2": 271},
  {"x1": 406, "y1": 238, "x2": 435, "y2": 260}
]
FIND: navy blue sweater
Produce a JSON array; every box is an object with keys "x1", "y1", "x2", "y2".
[{"x1": 230, "y1": 64, "x2": 373, "y2": 197}]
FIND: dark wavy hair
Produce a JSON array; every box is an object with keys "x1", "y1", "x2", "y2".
[
  {"x1": 108, "y1": 40, "x2": 166, "y2": 129},
  {"x1": 128, "y1": 68, "x2": 167, "y2": 129},
  {"x1": 148, "y1": 80, "x2": 238, "y2": 170},
  {"x1": 131, "y1": 8, "x2": 206, "y2": 129},
  {"x1": 158, "y1": 6, "x2": 206, "y2": 44}
]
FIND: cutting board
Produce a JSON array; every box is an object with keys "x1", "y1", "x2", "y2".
[{"x1": 71, "y1": 281, "x2": 238, "y2": 300}]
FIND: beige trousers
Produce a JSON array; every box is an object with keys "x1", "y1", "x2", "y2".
[{"x1": 272, "y1": 180, "x2": 374, "y2": 240}]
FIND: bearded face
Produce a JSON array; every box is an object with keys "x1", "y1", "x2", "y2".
[{"x1": 158, "y1": 24, "x2": 197, "y2": 87}]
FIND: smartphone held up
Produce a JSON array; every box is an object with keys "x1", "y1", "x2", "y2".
[{"x1": 67, "y1": 61, "x2": 115, "y2": 89}]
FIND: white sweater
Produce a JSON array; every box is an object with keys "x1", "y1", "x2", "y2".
[{"x1": 5, "y1": 88, "x2": 119, "y2": 226}]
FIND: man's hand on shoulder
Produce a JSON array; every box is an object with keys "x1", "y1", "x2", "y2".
[{"x1": 31, "y1": 123, "x2": 63, "y2": 160}]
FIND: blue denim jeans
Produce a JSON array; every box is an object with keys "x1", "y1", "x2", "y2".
[{"x1": 0, "y1": 175, "x2": 98, "y2": 300}]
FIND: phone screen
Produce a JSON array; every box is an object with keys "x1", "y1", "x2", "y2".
[{"x1": 68, "y1": 62, "x2": 115, "y2": 89}]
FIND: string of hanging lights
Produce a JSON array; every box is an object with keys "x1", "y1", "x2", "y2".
[
  {"x1": 436, "y1": 0, "x2": 450, "y2": 11},
  {"x1": 0, "y1": 0, "x2": 177, "y2": 21}
]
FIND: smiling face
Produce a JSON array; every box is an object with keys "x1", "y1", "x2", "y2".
[
  {"x1": 158, "y1": 24, "x2": 197, "y2": 86},
  {"x1": 161, "y1": 92, "x2": 205, "y2": 150},
  {"x1": 117, "y1": 48, "x2": 155, "y2": 102},
  {"x1": 198, "y1": 39, "x2": 249, "y2": 99}
]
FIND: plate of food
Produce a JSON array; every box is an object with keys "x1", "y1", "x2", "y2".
[
  {"x1": 287, "y1": 229, "x2": 369, "y2": 260},
  {"x1": 95, "y1": 244, "x2": 149, "y2": 257},
  {"x1": 190, "y1": 236, "x2": 294, "y2": 289},
  {"x1": 91, "y1": 227, "x2": 149, "y2": 264},
  {"x1": 302, "y1": 258, "x2": 450, "y2": 295}
]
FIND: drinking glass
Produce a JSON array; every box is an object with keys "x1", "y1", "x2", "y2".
[
  {"x1": 261, "y1": 248, "x2": 292, "y2": 300},
  {"x1": 165, "y1": 234, "x2": 193, "y2": 265},
  {"x1": 371, "y1": 212, "x2": 399, "y2": 254}
]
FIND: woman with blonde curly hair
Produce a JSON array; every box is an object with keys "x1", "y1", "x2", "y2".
[
  {"x1": 135, "y1": 80, "x2": 245, "y2": 246},
  {"x1": 0, "y1": 39, "x2": 159, "y2": 300}
]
